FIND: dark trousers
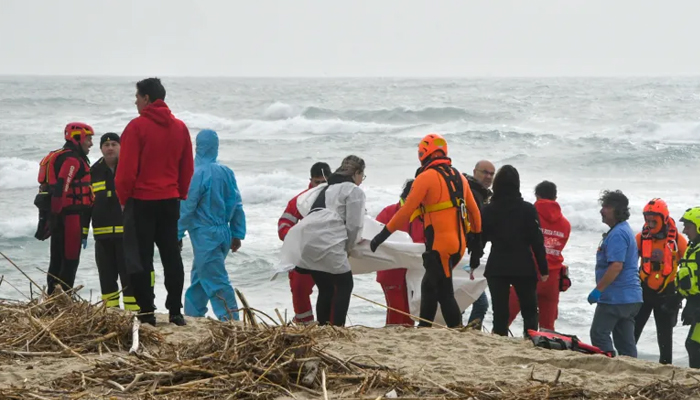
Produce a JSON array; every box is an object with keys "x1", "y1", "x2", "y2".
[
  {"x1": 47, "y1": 213, "x2": 82, "y2": 295},
  {"x1": 308, "y1": 270, "x2": 353, "y2": 326},
  {"x1": 418, "y1": 250, "x2": 462, "y2": 328},
  {"x1": 126, "y1": 199, "x2": 184, "y2": 315},
  {"x1": 95, "y1": 238, "x2": 138, "y2": 311},
  {"x1": 488, "y1": 276, "x2": 538, "y2": 336},
  {"x1": 634, "y1": 293, "x2": 677, "y2": 364}
]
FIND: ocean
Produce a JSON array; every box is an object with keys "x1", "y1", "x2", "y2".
[{"x1": 0, "y1": 76, "x2": 699, "y2": 365}]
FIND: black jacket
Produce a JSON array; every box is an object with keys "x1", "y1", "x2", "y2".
[
  {"x1": 89, "y1": 158, "x2": 123, "y2": 240},
  {"x1": 481, "y1": 166, "x2": 547, "y2": 278},
  {"x1": 465, "y1": 174, "x2": 492, "y2": 210}
]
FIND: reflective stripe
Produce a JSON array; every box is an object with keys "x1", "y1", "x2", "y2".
[
  {"x1": 295, "y1": 310, "x2": 314, "y2": 319},
  {"x1": 278, "y1": 223, "x2": 292, "y2": 232},
  {"x1": 92, "y1": 181, "x2": 106, "y2": 192},
  {"x1": 123, "y1": 295, "x2": 140, "y2": 312},
  {"x1": 93, "y1": 226, "x2": 124, "y2": 235},
  {"x1": 409, "y1": 200, "x2": 454, "y2": 222},
  {"x1": 280, "y1": 213, "x2": 299, "y2": 224},
  {"x1": 692, "y1": 324, "x2": 700, "y2": 344},
  {"x1": 82, "y1": 227, "x2": 89, "y2": 235},
  {"x1": 107, "y1": 190, "x2": 112, "y2": 197},
  {"x1": 102, "y1": 292, "x2": 120, "y2": 308},
  {"x1": 151, "y1": 271, "x2": 155, "y2": 287}
]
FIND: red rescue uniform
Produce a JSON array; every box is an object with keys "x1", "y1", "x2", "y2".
[
  {"x1": 278, "y1": 183, "x2": 316, "y2": 323},
  {"x1": 376, "y1": 201, "x2": 424, "y2": 326}
]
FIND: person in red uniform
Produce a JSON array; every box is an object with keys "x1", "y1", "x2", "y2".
[
  {"x1": 35, "y1": 122, "x2": 95, "y2": 295},
  {"x1": 508, "y1": 181, "x2": 570, "y2": 331},
  {"x1": 116, "y1": 77, "x2": 194, "y2": 326},
  {"x1": 278, "y1": 162, "x2": 331, "y2": 324},
  {"x1": 375, "y1": 179, "x2": 425, "y2": 326}
]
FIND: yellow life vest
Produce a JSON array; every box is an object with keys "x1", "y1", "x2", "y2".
[{"x1": 677, "y1": 241, "x2": 700, "y2": 298}]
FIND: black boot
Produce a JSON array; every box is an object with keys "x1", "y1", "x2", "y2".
[
  {"x1": 139, "y1": 314, "x2": 157, "y2": 327},
  {"x1": 169, "y1": 313, "x2": 186, "y2": 326}
]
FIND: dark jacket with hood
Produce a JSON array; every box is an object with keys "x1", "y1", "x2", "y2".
[
  {"x1": 481, "y1": 166, "x2": 548, "y2": 278},
  {"x1": 115, "y1": 100, "x2": 194, "y2": 206},
  {"x1": 464, "y1": 174, "x2": 492, "y2": 210}
]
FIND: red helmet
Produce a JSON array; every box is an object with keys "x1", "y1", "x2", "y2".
[
  {"x1": 64, "y1": 122, "x2": 94, "y2": 146},
  {"x1": 418, "y1": 133, "x2": 448, "y2": 163}
]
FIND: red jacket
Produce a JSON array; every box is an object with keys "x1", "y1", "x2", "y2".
[
  {"x1": 115, "y1": 100, "x2": 194, "y2": 206},
  {"x1": 534, "y1": 199, "x2": 570, "y2": 270},
  {"x1": 376, "y1": 202, "x2": 425, "y2": 243},
  {"x1": 278, "y1": 182, "x2": 313, "y2": 241},
  {"x1": 375, "y1": 202, "x2": 425, "y2": 285}
]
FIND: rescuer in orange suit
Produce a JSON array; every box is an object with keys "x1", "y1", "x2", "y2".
[{"x1": 370, "y1": 133, "x2": 482, "y2": 328}]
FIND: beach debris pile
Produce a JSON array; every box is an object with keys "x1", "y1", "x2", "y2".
[
  {"x1": 0, "y1": 288, "x2": 699, "y2": 398},
  {"x1": 0, "y1": 287, "x2": 163, "y2": 359}
]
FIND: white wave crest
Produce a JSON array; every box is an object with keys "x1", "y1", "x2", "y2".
[{"x1": 0, "y1": 157, "x2": 38, "y2": 189}]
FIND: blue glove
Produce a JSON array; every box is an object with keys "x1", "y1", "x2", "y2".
[
  {"x1": 588, "y1": 288, "x2": 602, "y2": 304},
  {"x1": 82, "y1": 238, "x2": 88, "y2": 249}
]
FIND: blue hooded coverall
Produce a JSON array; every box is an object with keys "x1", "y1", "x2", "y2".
[{"x1": 178, "y1": 129, "x2": 246, "y2": 321}]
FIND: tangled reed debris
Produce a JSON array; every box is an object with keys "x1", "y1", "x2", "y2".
[{"x1": 0, "y1": 288, "x2": 163, "y2": 358}]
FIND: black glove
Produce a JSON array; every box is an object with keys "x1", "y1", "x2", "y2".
[
  {"x1": 370, "y1": 227, "x2": 391, "y2": 252},
  {"x1": 178, "y1": 239, "x2": 183, "y2": 252},
  {"x1": 467, "y1": 232, "x2": 483, "y2": 258},
  {"x1": 469, "y1": 252, "x2": 481, "y2": 271},
  {"x1": 681, "y1": 299, "x2": 700, "y2": 326}
]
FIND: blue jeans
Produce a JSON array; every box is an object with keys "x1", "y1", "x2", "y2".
[
  {"x1": 590, "y1": 302, "x2": 642, "y2": 357},
  {"x1": 468, "y1": 292, "x2": 489, "y2": 323}
]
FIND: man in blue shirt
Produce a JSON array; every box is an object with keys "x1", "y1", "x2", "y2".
[
  {"x1": 588, "y1": 190, "x2": 643, "y2": 357},
  {"x1": 178, "y1": 129, "x2": 246, "y2": 322}
]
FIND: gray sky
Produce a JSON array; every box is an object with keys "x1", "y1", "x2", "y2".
[{"x1": 2, "y1": 0, "x2": 700, "y2": 77}]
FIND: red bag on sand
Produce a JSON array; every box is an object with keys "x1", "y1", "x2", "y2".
[{"x1": 528, "y1": 329, "x2": 614, "y2": 358}]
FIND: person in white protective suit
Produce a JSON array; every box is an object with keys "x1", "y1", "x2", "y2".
[{"x1": 283, "y1": 155, "x2": 366, "y2": 326}]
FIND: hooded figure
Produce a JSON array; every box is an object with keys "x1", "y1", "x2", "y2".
[
  {"x1": 178, "y1": 129, "x2": 246, "y2": 321},
  {"x1": 481, "y1": 165, "x2": 548, "y2": 337},
  {"x1": 508, "y1": 181, "x2": 571, "y2": 332}
]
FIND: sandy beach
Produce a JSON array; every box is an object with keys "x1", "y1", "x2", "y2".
[{"x1": 2, "y1": 304, "x2": 700, "y2": 399}]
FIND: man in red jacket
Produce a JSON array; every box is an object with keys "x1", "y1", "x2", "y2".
[
  {"x1": 508, "y1": 181, "x2": 571, "y2": 331},
  {"x1": 116, "y1": 77, "x2": 194, "y2": 326},
  {"x1": 375, "y1": 179, "x2": 425, "y2": 327},
  {"x1": 278, "y1": 162, "x2": 331, "y2": 324}
]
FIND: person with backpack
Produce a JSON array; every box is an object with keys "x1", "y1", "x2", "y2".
[
  {"x1": 370, "y1": 134, "x2": 482, "y2": 328},
  {"x1": 35, "y1": 122, "x2": 95, "y2": 295}
]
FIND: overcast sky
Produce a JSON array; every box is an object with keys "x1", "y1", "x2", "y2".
[{"x1": 2, "y1": 0, "x2": 699, "y2": 77}]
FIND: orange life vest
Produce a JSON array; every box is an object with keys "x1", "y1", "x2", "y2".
[
  {"x1": 639, "y1": 218, "x2": 680, "y2": 292},
  {"x1": 37, "y1": 148, "x2": 93, "y2": 211}
]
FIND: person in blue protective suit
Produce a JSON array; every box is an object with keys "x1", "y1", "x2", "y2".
[{"x1": 177, "y1": 129, "x2": 247, "y2": 321}]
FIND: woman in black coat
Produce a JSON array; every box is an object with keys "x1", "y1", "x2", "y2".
[{"x1": 481, "y1": 165, "x2": 549, "y2": 337}]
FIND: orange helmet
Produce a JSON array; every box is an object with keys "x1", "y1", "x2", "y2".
[
  {"x1": 643, "y1": 198, "x2": 669, "y2": 234},
  {"x1": 643, "y1": 198, "x2": 669, "y2": 220},
  {"x1": 418, "y1": 133, "x2": 448, "y2": 163},
  {"x1": 64, "y1": 122, "x2": 94, "y2": 146}
]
